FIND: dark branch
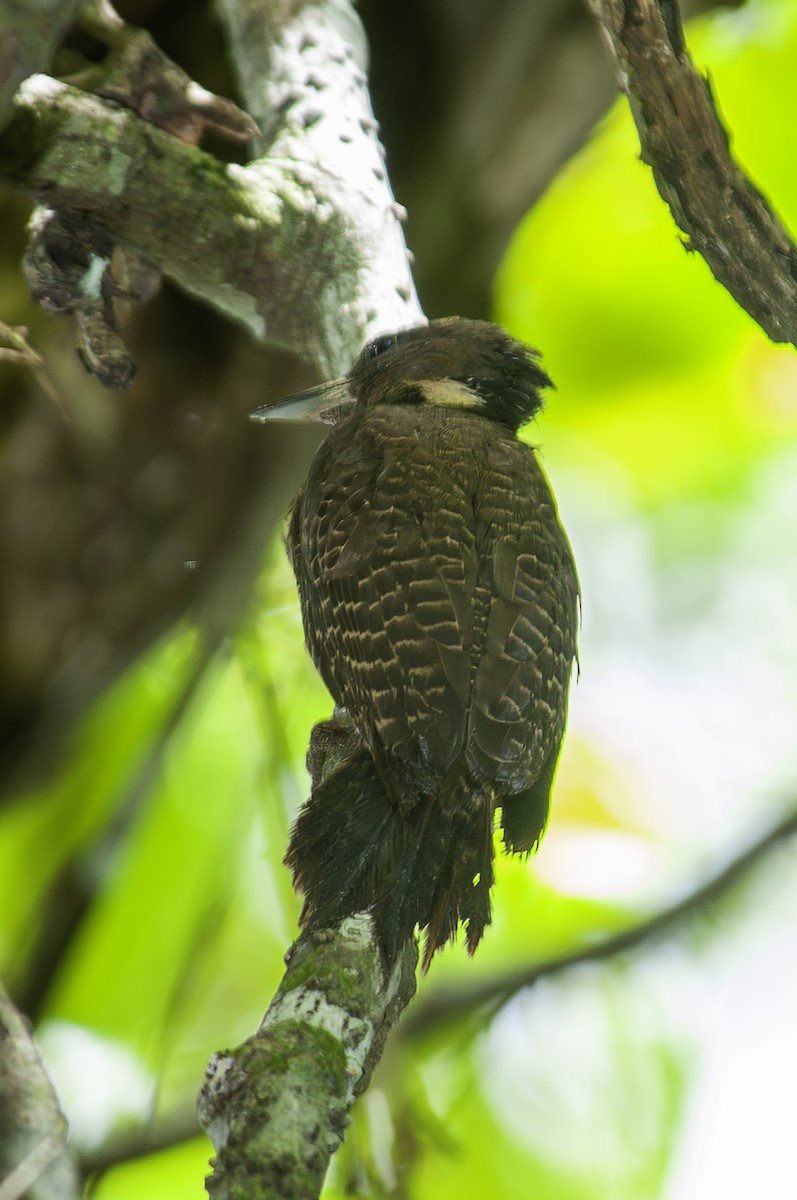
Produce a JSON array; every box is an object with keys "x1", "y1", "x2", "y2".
[
  {"x1": 589, "y1": 0, "x2": 797, "y2": 346},
  {"x1": 77, "y1": 1108, "x2": 203, "y2": 1182},
  {"x1": 402, "y1": 803, "x2": 797, "y2": 1038}
]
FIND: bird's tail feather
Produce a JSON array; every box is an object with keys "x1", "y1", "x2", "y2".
[{"x1": 285, "y1": 746, "x2": 495, "y2": 970}]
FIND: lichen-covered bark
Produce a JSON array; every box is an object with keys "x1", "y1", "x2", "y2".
[
  {"x1": 0, "y1": 0, "x2": 421, "y2": 381},
  {"x1": 0, "y1": 983, "x2": 78, "y2": 1200},
  {"x1": 217, "y1": 0, "x2": 422, "y2": 371},
  {"x1": 198, "y1": 918, "x2": 417, "y2": 1200},
  {"x1": 0, "y1": 75, "x2": 375, "y2": 372}
]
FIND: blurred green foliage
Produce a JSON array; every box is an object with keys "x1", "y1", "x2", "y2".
[{"x1": 3, "y1": 0, "x2": 797, "y2": 1196}]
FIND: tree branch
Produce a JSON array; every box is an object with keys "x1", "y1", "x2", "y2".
[
  {"x1": 589, "y1": 0, "x2": 797, "y2": 346},
  {"x1": 217, "y1": 0, "x2": 422, "y2": 366},
  {"x1": 197, "y1": 918, "x2": 417, "y2": 1200},
  {"x1": 76, "y1": 1107, "x2": 202, "y2": 1180},
  {"x1": 0, "y1": 982, "x2": 78, "y2": 1200},
  {"x1": 0, "y1": 0, "x2": 82, "y2": 130},
  {"x1": 0, "y1": 74, "x2": 416, "y2": 379},
  {"x1": 403, "y1": 803, "x2": 797, "y2": 1039},
  {"x1": 0, "y1": 0, "x2": 421, "y2": 381},
  {"x1": 69, "y1": 0, "x2": 260, "y2": 147}
]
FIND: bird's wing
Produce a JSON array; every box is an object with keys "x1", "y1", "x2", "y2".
[
  {"x1": 297, "y1": 414, "x2": 578, "y2": 805},
  {"x1": 298, "y1": 414, "x2": 479, "y2": 791},
  {"x1": 469, "y1": 442, "x2": 579, "y2": 796}
]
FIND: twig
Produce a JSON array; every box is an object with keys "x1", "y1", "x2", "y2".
[
  {"x1": 0, "y1": 1138, "x2": 65, "y2": 1200},
  {"x1": 77, "y1": 1107, "x2": 202, "y2": 1180},
  {"x1": 0, "y1": 320, "x2": 67, "y2": 416},
  {"x1": 589, "y1": 0, "x2": 797, "y2": 346},
  {"x1": 402, "y1": 804, "x2": 797, "y2": 1039}
]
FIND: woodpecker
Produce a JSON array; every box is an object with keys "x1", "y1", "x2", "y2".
[{"x1": 252, "y1": 318, "x2": 579, "y2": 970}]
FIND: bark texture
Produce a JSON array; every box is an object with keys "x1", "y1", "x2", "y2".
[{"x1": 590, "y1": 0, "x2": 797, "y2": 346}]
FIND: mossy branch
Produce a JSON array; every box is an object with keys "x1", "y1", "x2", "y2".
[
  {"x1": 0, "y1": 0, "x2": 421, "y2": 382},
  {"x1": 197, "y1": 919, "x2": 417, "y2": 1199}
]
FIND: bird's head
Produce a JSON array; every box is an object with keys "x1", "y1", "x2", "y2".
[{"x1": 252, "y1": 318, "x2": 552, "y2": 434}]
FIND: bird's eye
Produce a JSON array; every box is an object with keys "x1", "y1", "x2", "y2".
[{"x1": 365, "y1": 333, "x2": 397, "y2": 359}]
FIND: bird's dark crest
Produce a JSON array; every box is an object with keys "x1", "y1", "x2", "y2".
[{"x1": 347, "y1": 318, "x2": 553, "y2": 433}]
